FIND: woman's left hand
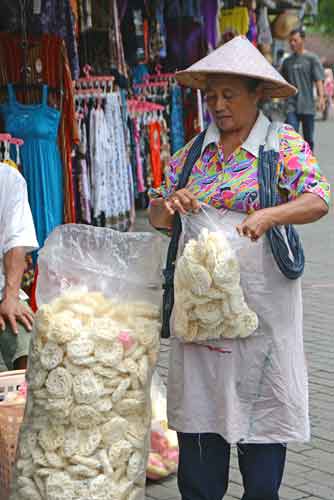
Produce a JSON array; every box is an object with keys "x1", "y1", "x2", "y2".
[{"x1": 236, "y1": 209, "x2": 274, "y2": 241}]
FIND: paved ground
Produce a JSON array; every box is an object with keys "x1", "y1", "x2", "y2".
[{"x1": 142, "y1": 120, "x2": 334, "y2": 500}]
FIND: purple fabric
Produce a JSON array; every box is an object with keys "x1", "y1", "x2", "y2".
[
  {"x1": 165, "y1": 18, "x2": 207, "y2": 71},
  {"x1": 117, "y1": 0, "x2": 128, "y2": 21},
  {"x1": 247, "y1": 10, "x2": 258, "y2": 45},
  {"x1": 201, "y1": 0, "x2": 218, "y2": 49}
]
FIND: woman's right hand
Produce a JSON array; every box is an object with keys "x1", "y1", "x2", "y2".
[
  {"x1": 149, "y1": 189, "x2": 200, "y2": 230},
  {"x1": 165, "y1": 188, "x2": 200, "y2": 215}
]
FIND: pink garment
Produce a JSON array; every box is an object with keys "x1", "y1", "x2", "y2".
[{"x1": 325, "y1": 79, "x2": 334, "y2": 97}]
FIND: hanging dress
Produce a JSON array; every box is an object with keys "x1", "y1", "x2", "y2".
[
  {"x1": 105, "y1": 93, "x2": 132, "y2": 230},
  {"x1": 0, "y1": 84, "x2": 64, "y2": 252}
]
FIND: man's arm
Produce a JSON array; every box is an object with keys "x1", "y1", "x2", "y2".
[
  {"x1": 0, "y1": 248, "x2": 34, "y2": 334},
  {"x1": 315, "y1": 79, "x2": 326, "y2": 113},
  {"x1": 0, "y1": 169, "x2": 38, "y2": 333},
  {"x1": 312, "y1": 55, "x2": 326, "y2": 113},
  {"x1": 3, "y1": 247, "x2": 26, "y2": 300}
]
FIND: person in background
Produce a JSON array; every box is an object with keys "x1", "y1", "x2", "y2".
[
  {"x1": 281, "y1": 27, "x2": 325, "y2": 151},
  {"x1": 323, "y1": 67, "x2": 334, "y2": 120},
  {"x1": 0, "y1": 164, "x2": 38, "y2": 371}
]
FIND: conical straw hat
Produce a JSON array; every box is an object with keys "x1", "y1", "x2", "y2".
[
  {"x1": 272, "y1": 12, "x2": 300, "y2": 41},
  {"x1": 176, "y1": 36, "x2": 296, "y2": 98}
]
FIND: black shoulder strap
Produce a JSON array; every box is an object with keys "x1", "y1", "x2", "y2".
[
  {"x1": 161, "y1": 130, "x2": 207, "y2": 338},
  {"x1": 176, "y1": 130, "x2": 207, "y2": 190}
]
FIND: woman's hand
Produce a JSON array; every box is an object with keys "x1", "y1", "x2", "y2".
[
  {"x1": 236, "y1": 209, "x2": 274, "y2": 241},
  {"x1": 165, "y1": 189, "x2": 200, "y2": 215},
  {"x1": 236, "y1": 194, "x2": 328, "y2": 242},
  {"x1": 149, "y1": 189, "x2": 200, "y2": 230}
]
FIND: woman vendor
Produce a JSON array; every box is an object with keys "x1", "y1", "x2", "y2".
[{"x1": 149, "y1": 37, "x2": 330, "y2": 500}]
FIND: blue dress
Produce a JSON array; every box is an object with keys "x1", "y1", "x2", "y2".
[{"x1": 0, "y1": 84, "x2": 64, "y2": 253}]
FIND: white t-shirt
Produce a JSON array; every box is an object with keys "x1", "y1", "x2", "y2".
[{"x1": 0, "y1": 164, "x2": 38, "y2": 300}]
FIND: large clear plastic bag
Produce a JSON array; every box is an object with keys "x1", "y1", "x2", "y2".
[
  {"x1": 36, "y1": 224, "x2": 164, "y2": 307},
  {"x1": 147, "y1": 373, "x2": 178, "y2": 481},
  {"x1": 10, "y1": 224, "x2": 164, "y2": 500},
  {"x1": 173, "y1": 204, "x2": 259, "y2": 343}
]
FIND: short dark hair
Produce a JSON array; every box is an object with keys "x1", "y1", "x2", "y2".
[
  {"x1": 290, "y1": 27, "x2": 306, "y2": 39},
  {"x1": 243, "y1": 77, "x2": 262, "y2": 93}
]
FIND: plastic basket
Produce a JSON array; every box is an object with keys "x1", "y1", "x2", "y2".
[
  {"x1": 0, "y1": 370, "x2": 25, "y2": 402},
  {"x1": 0, "y1": 370, "x2": 26, "y2": 500}
]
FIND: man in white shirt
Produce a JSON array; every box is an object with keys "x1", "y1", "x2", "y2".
[{"x1": 0, "y1": 164, "x2": 38, "y2": 371}]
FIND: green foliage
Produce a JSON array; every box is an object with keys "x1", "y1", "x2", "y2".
[{"x1": 316, "y1": 0, "x2": 334, "y2": 33}]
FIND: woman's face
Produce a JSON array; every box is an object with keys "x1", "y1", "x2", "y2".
[{"x1": 205, "y1": 75, "x2": 262, "y2": 133}]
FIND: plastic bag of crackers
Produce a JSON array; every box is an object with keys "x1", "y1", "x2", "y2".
[{"x1": 9, "y1": 224, "x2": 164, "y2": 500}]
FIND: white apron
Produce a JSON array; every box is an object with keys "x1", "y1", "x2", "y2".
[{"x1": 167, "y1": 210, "x2": 310, "y2": 444}]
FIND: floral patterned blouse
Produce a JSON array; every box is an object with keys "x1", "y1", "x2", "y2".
[{"x1": 151, "y1": 113, "x2": 330, "y2": 213}]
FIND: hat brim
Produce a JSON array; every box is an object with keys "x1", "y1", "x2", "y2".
[{"x1": 176, "y1": 70, "x2": 297, "y2": 99}]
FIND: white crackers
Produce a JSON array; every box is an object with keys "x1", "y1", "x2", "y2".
[
  {"x1": 11, "y1": 290, "x2": 161, "y2": 500},
  {"x1": 174, "y1": 228, "x2": 258, "y2": 342}
]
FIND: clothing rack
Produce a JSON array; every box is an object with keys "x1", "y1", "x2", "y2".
[
  {"x1": 75, "y1": 65, "x2": 115, "y2": 90},
  {"x1": 0, "y1": 133, "x2": 24, "y2": 165},
  {"x1": 133, "y1": 69, "x2": 203, "y2": 135},
  {"x1": 133, "y1": 81, "x2": 169, "y2": 90},
  {"x1": 0, "y1": 133, "x2": 12, "y2": 142},
  {"x1": 74, "y1": 77, "x2": 115, "y2": 90},
  {"x1": 127, "y1": 99, "x2": 165, "y2": 113},
  {"x1": 145, "y1": 65, "x2": 176, "y2": 82},
  {"x1": 72, "y1": 74, "x2": 133, "y2": 231},
  {"x1": 73, "y1": 75, "x2": 115, "y2": 112},
  {"x1": 0, "y1": 133, "x2": 24, "y2": 146},
  {"x1": 74, "y1": 87, "x2": 114, "y2": 98},
  {"x1": 135, "y1": 75, "x2": 204, "y2": 134}
]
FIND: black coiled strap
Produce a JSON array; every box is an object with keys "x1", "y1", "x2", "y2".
[
  {"x1": 161, "y1": 131, "x2": 207, "y2": 338},
  {"x1": 258, "y1": 144, "x2": 305, "y2": 280}
]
